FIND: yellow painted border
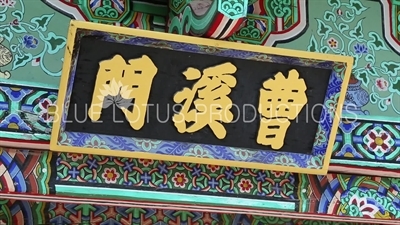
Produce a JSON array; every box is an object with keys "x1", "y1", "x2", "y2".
[{"x1": 50, "y1": 20, "x2": 353, "y2": 175}]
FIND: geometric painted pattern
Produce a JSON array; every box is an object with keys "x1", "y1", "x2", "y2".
[
  {"x1": 0, "y1": 200, "x2": 383, "y2": 225},
  {"x1": 56, "y1": 152, "x2": 300, "y2": 199},
  {"x1": 0, "y1": 200, "x2": 47, "y2": 225},
  {"x1": 48, "y1": 203, "x2": 383, "y2": 225},
  {"x1": 0, "y1": 149, "x2": 51, "y2": 194},
  {"x1": 3, "y1": 84, "x2": 400, "y2": 164},
  {"x1": 54, "y1": 151, "x2": 400, "y2": 220},
  {"x1": 300, "y1": 174, "x2": 400, "y2": 218},
  {"x1": 0, "y1": 85, "x2": 57, "y2": 141},
  {"x1": 334, "y1": 120, "x2": 400, "y2": 161},
  {"x1": 0, "y1": 148, "x2": 399, "y2": 221}
]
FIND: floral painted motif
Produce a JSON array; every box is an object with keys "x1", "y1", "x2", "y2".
[
  {"x1": 247, "y1": 54, "x2": 274, "y2": 62},
  {"x1": 273, "y1": 155, "x2": 298, "y2": 167},
  {"x1": 306, "y1": 155, "x2": 323, "y2": 169},
  {"x1": 22, "y1": 35, "x2": 39, "y2": 49},
  {"x1": 375, "y1": 77, "x2": 389, "y2": 92},
  {"x1": 101, "y1": 168, "x2": 120, "y2": 184},
  {"x1": 363, "y1": 127, "x2": 395, "y2": 158},
  {"x1": 353, "y1": 43, "x2": 368, "y2": 54},
  {"x1": 314, "y1": 125, "x2": 327, "y2": 146},
  {"x1": 0, "y1": 0, "x2": 66, "y2": 78},
  {"x1": 83, "y1": 136, "x2": 110, "y2": 149},
  {"x1": 0, "y1": 0, "x2": 16, "y2": 7},
  {"x1": 206, "y1": 164, "x2": 220, "y2": 173},
  {"x1": 58, "y1": 132, "x2": 72, "y2": 146},
  {"x1": 134, "y1": 139, "x2": 161, "y2": 151},
  {"x1": 307, "y1": 0, "x2": 400, "y2": 116},
  {"x1": 238, "y1": 178, "x2": 253, "y2": 193},
  {"x1": 325, "y1": 93, "x2": 339, "y2": 117},
  {"x1": 138, "y1": 158, "x2": 153, "y2": 167},
  {"x1": 184, "y1": 145, "x2": 213, "y2": 158},
  {"x1": 271, "y1": 171, "x2": 285, "y2": 177},
  {"x1": 335, "y1": 120, "x2": 400, "y2": 161},
  {"x1": 66, "y1": 153, "x2": 83, "y2": 162},
  {"x1": 35, "y1": 96, "x2": 57, "y2": 123},
  {"x1": 327, "y1": 38, "x2": 338, "y2": 48},
  {"x1": 230, "y1": 148, "x2": 256, "y2": 160},
  {"x1": 172, "y1": 172, "x2": 188, "y2": 188}
]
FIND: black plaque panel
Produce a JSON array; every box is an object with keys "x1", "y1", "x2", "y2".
[{"x1": 65, "y1": 36, "x2": 331, "y2": 154}]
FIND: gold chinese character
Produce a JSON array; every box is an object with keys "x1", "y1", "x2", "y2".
[
  {"x1": 257, "y1": 69, "x2": 307, "y2": 149},
  {"x1": 173, "y1": 62, "x2": 237, "y2": 139},
  {"x1": 88, "y1": 54, "x2": 158, "y2": 130}
]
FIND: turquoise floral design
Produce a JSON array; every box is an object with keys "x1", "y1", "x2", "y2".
[
  {"x1": 307, "y1": 0, "x2": 400, "y2": 115},
  {"x1": 273, "y1": 155, "x2": 298, "y2": 167},
  {"x1": 266, "y1": 0, "x2": 292, "y2": 18},
  {"x1": 325, "y1": 93, "x2": 340, "y2": 117},
  {"x1": 307, "y1": 156, "x2": 324, "y2": 169},
  {"x1": 230, "y1": 147, "x2": 256, "y2": 160},
  {"x1": 184, "y1": 145, "x2": 214, "y2": 158},
  {"x1": 58, "y1": 132, "x2": 72, "y2": 146},
  {"x1": 0, "y1": 0, "x2": 66, "y2": 77},
  {"x1": 84, "y1": 136, "x2": 110, "y2": 149},
  {"x1": 134, "y1": 139, "x2": 161, "y2": 151},
  {"x1": 314, "y1": 126, "x2": 327, "y2": 147}
]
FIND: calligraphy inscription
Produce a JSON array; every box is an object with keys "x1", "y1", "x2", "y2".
[
  {"x1": 88, "y1": 54, "x2": 158, "y2": 130},
  {"x1": 173, "y1": 63, "x2": 237, "y2": 139},
  {"x1": 257, "y1": 70, "x2": 307, "y2": 149},
  {"x1": 88, "y1": 54, "x2": 308, "y2": 150},
  {"x1": 66, "y1": 37, "x2": 330, "y2": 154}
]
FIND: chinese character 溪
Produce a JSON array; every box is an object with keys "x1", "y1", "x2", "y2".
[{"x1": 173, "y1": 62, "x2": 237, "y2": 139}]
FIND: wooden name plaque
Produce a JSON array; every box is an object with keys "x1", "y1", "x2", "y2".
[{"x1": 50, "y1": 21, "x2": 353, "y2": 175}]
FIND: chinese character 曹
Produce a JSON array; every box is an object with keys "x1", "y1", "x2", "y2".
[
  {"x1": 173, "y1": 62, "x2": 237, "y2": 139},
  {"x1": 257, "y1": 69, "x2": 307, "y2": 149},
  {"x1": 88, "y1": 54, "x2": 158, "y2": 130}
]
